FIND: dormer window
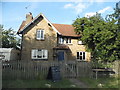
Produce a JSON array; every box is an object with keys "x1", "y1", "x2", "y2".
[
  {"x1": 66, "y1": 38, "x2": 71, "y2": 44},
  {"x1": 59, "y1": 37, "x2": 64, "y2": 44},
  {"x1": 36, "y1": 30, "x2": 44, "y2": 40}
]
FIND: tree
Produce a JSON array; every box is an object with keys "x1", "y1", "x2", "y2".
[
  {"x1": 72, "y1": 13, "x2": 120, "y2": 63},
  {"x1": 0, "y1": 24, "x2": 20, "y2": 48}
]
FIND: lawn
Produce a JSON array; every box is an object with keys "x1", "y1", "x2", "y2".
[
  {"x1": 2, "y1": 77, "x2": 119, "y2": 88},
  {"x1": 79, "y1": 76, "x2": 119, "y2": 88},
  {"x1": 2, "y1": 79, "x2": 77, "y2": 88}
]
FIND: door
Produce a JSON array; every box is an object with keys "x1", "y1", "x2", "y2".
[{"x1": 58, "y1": 51, "x2": 64, "y2": 61}]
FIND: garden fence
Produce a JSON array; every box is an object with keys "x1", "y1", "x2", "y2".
[{"x1": 2, "y1": 60, "x2": 92, "y2": 80}]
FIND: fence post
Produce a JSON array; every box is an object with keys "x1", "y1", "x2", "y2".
[{"x1": 76, "y1": 61, "x2": 78, "y2": 78}]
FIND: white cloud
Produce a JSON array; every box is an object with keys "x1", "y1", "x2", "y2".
[
  {"x1": 74, "y1": 3, "x2": 86, "y2": 14},
  {"x1": 64, "y1": 4, "x2": 73, "y2": 8},
  {"x1": 85, "y1": 12, "x2": 96, "y2": 17},
  {"x1": 98, "y1": 6, "x2": 111, "y2": 13},
  {"x1": 85, "y1": 6, "x2": 112, "y2": 17},
  {"x1": 64, "y1": 2, "x2": 87, "y2": 14}
]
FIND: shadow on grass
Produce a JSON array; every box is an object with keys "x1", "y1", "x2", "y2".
[{"x1": 2, "y1": 79, "x2": 78, "y2": 88}]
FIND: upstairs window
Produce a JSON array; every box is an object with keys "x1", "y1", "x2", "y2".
[
  {"x1": 31, "y1": 49, "x2": 48, "y2": 59},
  {"x1": 36, "y1": 30, "x2": 44, "y2": 40},
  {"x1": 59, "y1": 37, "x2": 64, "y2": 44},
  {"x1": 77, "y1": 52, "x2": 86, "y2": 61},
  {"x1": 66, "y1": 38, "x2": 72, "y2": 44}
]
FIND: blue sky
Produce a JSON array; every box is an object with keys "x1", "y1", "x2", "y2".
[{"x1": 1, "y1": 0, "x2": 120, "y2": 32}]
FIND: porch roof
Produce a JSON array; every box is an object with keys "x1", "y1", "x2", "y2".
[{"x1": 53, "y1": 44, "x2": 70, "y2": 50}]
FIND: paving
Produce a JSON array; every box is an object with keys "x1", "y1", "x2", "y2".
[{"x1": 69, "y1": 78, "x2": 89, "y2": 88}]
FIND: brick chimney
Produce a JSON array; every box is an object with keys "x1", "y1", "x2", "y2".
[{"x1": 26, "y1": 12, "x2": 33, "y2": 25}]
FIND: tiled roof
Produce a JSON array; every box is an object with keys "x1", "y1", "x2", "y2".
[
  {"x1": 17, "y1": 21, "x2": 26, "y2": 34},
  {"x1": 52, "y1": 23, "x2": 80, "y2": 37},
  {"x1": 53, "y1": 44, "x2": 70, "y2": 50},
  {"x1": 17, "y1": 14, "x2": 80, "y2": 37}
]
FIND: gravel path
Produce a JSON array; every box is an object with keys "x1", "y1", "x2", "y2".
[{"x1": 69, "y1": 78, "x2": 89, "y2": 88}]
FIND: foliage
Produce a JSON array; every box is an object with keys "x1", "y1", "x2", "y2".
[
  {"x1": 0, "y1": 24, "x2": 20, "y2": 48},
  {"x1": 73, "y1": 12, "x2": 120, "y2": 63}
]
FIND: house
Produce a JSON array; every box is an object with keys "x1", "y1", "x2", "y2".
[
  {"x1": 0, "y1": 48, "x2": 20, "y2": 61},
  {"x1": 17, "y1": 12, "x2": 91, "y2": 62}
]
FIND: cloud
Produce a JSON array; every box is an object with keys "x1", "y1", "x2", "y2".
[
  {"x1": 64, "y1": 2, "x2": 87, "y2": 14},
  {"x1": 64, "y1": 4, "x2": 73, "y2": 8},
  {"x1": 85, "y1": 6, "x2": 112, "y2": 17},
  {"x1": 98, "y1": 6, "x2": 111, "y2": 13},
  {"x1": 74, "y1": 3, "x2": 86, "y2": 14},
  {"x1": 85, "y1": 12, "x2": 96, "y2": 17}
]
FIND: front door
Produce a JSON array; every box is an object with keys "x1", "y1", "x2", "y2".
[{"x1": 58, "y1": 51, "x2": 64, "y2": 61}]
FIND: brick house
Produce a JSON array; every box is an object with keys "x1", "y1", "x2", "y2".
[{"x1": 17, "y1": 12, "x2": 91, "y2": 62}]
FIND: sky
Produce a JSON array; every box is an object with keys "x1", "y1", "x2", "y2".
[{"x1": 1, "y1": 0, "x2": 120, "y2": 32}]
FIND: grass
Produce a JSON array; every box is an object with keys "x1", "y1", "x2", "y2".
[
  {"x1": 79, "y1": 76, "x2": 119, "y2": 88},
  {"x1": 2, "y1": 79, "x2": 76, "y2": 88}
]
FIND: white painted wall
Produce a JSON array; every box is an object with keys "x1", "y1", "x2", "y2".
[{"x1": 0, "y1": 48, "x2": 20, "y2": 61}]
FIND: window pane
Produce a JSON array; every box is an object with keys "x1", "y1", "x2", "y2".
[
  {"x1": 66, "y1": 38, "x2": 68, "y2": 43},
  {"x1": 41, "y1": 30, "x2": 43, "y2": 39},
  {"x1": 69, "y1": 38, "x2": 71, "y2": 43},
  {"x1": 62, "y1": 38, "x2": 64, "y2": 43},
  {"x1": 31, "y1": 49, "x2": 37, "y2": 59},
  {"x1": 59, "y1": 37, "x2": 61, "y2": 43},
  {"x1": 83, "y1": 52, "x2": 85, "y2": 60},
  {"x1": 44, "y1": 50, "x2": 48, "y2": 59},
  {"x1": 36, "y1": 30, "x2": 40, "y2": 39},
  {"x1": 59, "y1": 37, "x2": 64, "y2": 44},
  {"x1": 80, "y1": 52, "x2": 82, "y2": 55},
  {"x1": 80, "y1": 56, "x2": 82, "y2": 60},
  {"x1": 37, "y1": 50, "x2": 42, "y2": 58},
  {"x1": 77, "y1": 52, "x2": 79, "y2": 59}
]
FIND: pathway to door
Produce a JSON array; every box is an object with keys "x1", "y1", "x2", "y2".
[{"x1": 69, "y1": 78, "x2": 89, "y2": 88}]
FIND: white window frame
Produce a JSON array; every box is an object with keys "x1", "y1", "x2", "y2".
[
  {"x1": 36, "y1": 30, "x2": 44, "y2": 40},
  {"x1": 77, "y1": 52, "x2": 86, "y2": 61},
  {"x1": 59, "y1": 37, "x2": 64, "y2": 44},
  {"x1": 66, "y1": 38, "x2": 72, "y2": 44},
  {"x1": 31, "y1": 49, "x2": 48, "y2": 59},
  {"x1": 78, "y1": 40, "x2": 82, "y2": 45}
]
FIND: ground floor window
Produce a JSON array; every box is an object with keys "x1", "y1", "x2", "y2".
[
  {"x1": 77, "y1": 52, "x2": 86, "y2": 61},
  {"x1": 31, "y1": 49, "x2": 48, "y2": 59}
]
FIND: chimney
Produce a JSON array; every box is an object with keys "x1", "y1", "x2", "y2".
[{"x1": 26, "y1": 12, "x2": 33, "y2": 25}]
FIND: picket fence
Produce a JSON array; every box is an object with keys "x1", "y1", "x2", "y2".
[{"x1": 2, "y1": 60, "x2": 92, "y2": 80}]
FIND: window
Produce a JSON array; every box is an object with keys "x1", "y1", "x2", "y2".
[
  {"x1": 31, "y1": 49, "x2": 48, "y2": 59},
  {"x1": 66, "y1": 38, "x2": 71, "y2": 44},
  {"x1": 78, "y1": 40, "x2": 82, "y2": 45},
  {"x1": 36, "y1": 30, "x2": 44, "y2": 40},
  {"x1": 77, "y1": 52, "x2": 86, "y2": 61},
  {"x1": 59, "y1": 37, "x2": 64, "y2": 44}
]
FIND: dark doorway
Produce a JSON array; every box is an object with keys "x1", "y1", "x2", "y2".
[{"x1": 58, "y1": 51, "x2": 64, "y2": 61}]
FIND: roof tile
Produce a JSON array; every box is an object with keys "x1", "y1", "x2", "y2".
[{"x1": 52, "y1": 23, "x2": 80, "y2": 37}]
